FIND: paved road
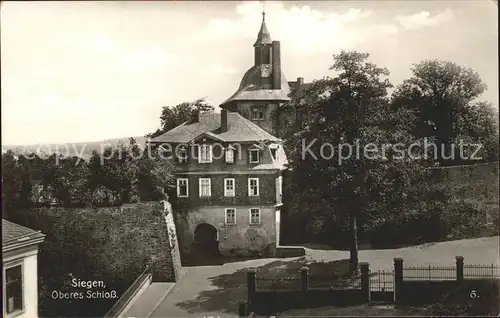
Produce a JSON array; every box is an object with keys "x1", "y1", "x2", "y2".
[{"x1": 149, "y1": 236, "x2": 499, "y2": 317}]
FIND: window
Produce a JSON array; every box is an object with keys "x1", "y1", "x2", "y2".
[
  {"x1": 198, "y1": 144, "x2": 212, "y2": 163},
  {"x1": 225, "y1": 208, "x2": 236, "y2": 225},
  {"x1": 249, "y1": 149, "x2": 260, "y2": 163},
  {"x1": 248, "y1": 178, "x2": 259, "y2": 196},
  {"x1": 177, "y1": 178, "x2": 188, "y2": 197},
  {"x1": 252, "y1": 108, "x2": 264, "y2": 120},
  {"x1": 269, "y1": 144, "x2": 279, "y2": 162},
  {"x1": 270, "y1": 149, "x2": 277, "y2": 161},
  {"x1": 276, "y1": 176, "x2": 282, "y2": 202},
  {"x1": 225, "y1": 148, "x2": 235, "y2": 163},
  {"x1": 224, "y1": 178, "x2": 235, "y2": 197},
  {"x1": 177, "y1": 147, "x2": 188, "y2": 163},
  {"x1": 249, "y1": 208, "x2": 261, "y2": 224},
  {"x1": 199, "y1": 178, "x2": 211, "y2": 197},
  {"x1": 4, "y1": 264, "x2": 23, "y2": 315}
]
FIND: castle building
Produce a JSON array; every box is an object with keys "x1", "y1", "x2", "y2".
[
  {"x1": 150, "y1": 13, "x2": 304, "y2": 258},
  {"x1": 220, "y1": 12, "x2": 305, "y2": 138}
]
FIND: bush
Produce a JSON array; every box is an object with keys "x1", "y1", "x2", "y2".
[
  {"x1": 7, "y1": 203, "x2": 171, "y2": 318},
  {"x1": 369, "y1": 199, "x2": 497, "y2": 248}
]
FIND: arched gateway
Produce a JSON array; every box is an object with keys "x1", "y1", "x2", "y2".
[{"x1": 194, "y1": 223, "x2": 220, "y2": 257}]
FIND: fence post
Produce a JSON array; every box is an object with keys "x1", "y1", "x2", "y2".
[
  {"x1": 394, "y1": 258, "x2": 403, "y2": 303},
  {"x1": 456, "y1": 256, "x2": 464, "y2": 282},
  {"x1": 238, "y1": 301, "x2": 247, "y2": 317},
  {"x1": 360, "y1": 262, "x2": 370, "y2": 302},
  {"x1": 300, "y1": 267, "x2": 309, "y2": 292},
  {"x1": 247, "y1": 269, "x2": 256, "y2": 305}
]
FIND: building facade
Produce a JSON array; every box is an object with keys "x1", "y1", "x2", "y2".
[
  {"x1": 2, "y1": 219, "x2": 45, "y2": 318},
  {"x1": 150, "y1": 13, "x2": 302, "y2": 258}
]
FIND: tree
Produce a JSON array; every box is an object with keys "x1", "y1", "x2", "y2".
[
  {"x1": 148, "y1": 98, "x2": 214, "y2": 138},
  {"x1": 87, "y1": 138, "x2": 175, "y2": 205},
  {"x1": 391, "y1": 60, "x2": 498, "y2": 164},
  {"x1": 1, "y1": 151, "x2": 24, "y2": 214},
  {"x1": 285, "y1": 51, "x2": 447, "y2": 272}
]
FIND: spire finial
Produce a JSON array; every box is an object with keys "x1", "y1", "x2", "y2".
[{"x1": 254, "y1": 6, "x2": 272, "y2": 46}]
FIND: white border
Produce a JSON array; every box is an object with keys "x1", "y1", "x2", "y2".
[
  {"x1": 249, "y1": 208, "x2": 261, "y2": 225},
  {"x1": 199, "y1": 178, "x2": 211, "y2": 197},
  {"x1": 248, "y1": 178, "x2": 259, "y2": 196},
  {"x1": 224, "y1": 178, "x2": 236, "y2": 197},
  {"x1": 225, "y1": 208, "x2": 236, "y2": 225},
  {"x1": 3, "y1": 260, "x2": 25, "y2": 318},
  {"x1": 176, "y1": 178, "x2": 189, "y2": 198},
  {"x1": 249, "y1": 149, "x2": 260, "y2": 163},
  {"x1": 198, "y1": 144, "x2": 213, "y2": 163}
]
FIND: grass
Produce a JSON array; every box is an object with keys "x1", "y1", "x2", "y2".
[{"x1": 276, "y1": 304, "x2": 429, "y2": 316}]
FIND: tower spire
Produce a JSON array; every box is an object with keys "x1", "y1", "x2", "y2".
[{"x1": 254, "y1": 10, "x2": 272, "y2": 47}]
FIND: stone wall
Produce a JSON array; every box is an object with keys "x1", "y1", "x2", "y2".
[
  {"x1": 120, "y1": 201, "x2": 182, "y2": 282},
  {"x1": 430, "y1": 161, "x2": 499, "y2": 199},
  {"x1": 174, "y1": 205, "x2": 278, "y2": 257},
  {"x1": 11, "y1": 202, "x2": 182, "y2": 283}
]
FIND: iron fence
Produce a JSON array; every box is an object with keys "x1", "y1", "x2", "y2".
[
  {"x1": 464, "y1": 264, "x2": 500, "y2": 279},
  {"x1": 255, "y1": 276, "x2": 301, "y2": 291},
  {"x1": 402, "y1": 265, "x2": 456, "y2": 281},
  {"x1": 309, "y1": 274, "x2": 362, "y2": 290},
  {"x1": 370, "y1": 270, "x2": 394, "y2": 291}
]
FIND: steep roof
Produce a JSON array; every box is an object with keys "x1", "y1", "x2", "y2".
[
  {"x1": 221, "y1": 65, "x2": 291, "y2": 105},
  {"x1": 254, "y1": 12, "x2": 272, "y2": 46},
  {"x1": 2, "y1": 219, "x2": 45, "y2": 252},
  {"x1": 288, "y1": 81, "x2": 313, "y2": 94},
  {"x1": 150, "y1": 112, "x2": 281, "y2": 144}
]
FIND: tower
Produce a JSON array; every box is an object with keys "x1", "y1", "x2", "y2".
[{"x1": 220, "y1": 12, "x2": 291, "y2": 136}]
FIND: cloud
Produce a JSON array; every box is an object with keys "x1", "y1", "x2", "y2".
[
  {"x1": 197, "y1": 1, "x2": 397, "y2": 55},
  {"x1": 396, "y1": 9, "x2": 453, "y2": 30},
  {"x1": 1, "y1": 1, "x2": 497, "y2": 145}
]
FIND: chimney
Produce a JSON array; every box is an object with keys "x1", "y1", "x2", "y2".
[
  {"x1": 272, "y1": 41, "x2": 281, "y2": 90},
  {"x1": 190, "y1": 109, "x2": 199, "y2": 123},
  {"x1": 297, "y1": 77, "x2": 304, "y2": 86},
  {"x1": 221, "y1": 109, "x2": 229, "y2": 133}
]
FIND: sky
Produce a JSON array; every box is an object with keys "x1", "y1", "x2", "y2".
[{"x1": 1, "y1": 0, "x2": 498, "y2": 145}]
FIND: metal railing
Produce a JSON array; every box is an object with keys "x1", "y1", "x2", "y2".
[
  {"x1": 464, "y1": 264, "x2": 500, "y2": 279},
  {"x1": 104, "y1": 264, "x2": 153, "y2": 317},
  {"x1": 369, "y1": 270, "x2": 394, "y2": 291},
  {"x1": 403, "y1": 265, "x2": 457, "y2": 281}
]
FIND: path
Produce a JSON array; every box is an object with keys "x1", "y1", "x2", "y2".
[{"x1": 146, "y1": 236, "x2": 499, "y2": 317}]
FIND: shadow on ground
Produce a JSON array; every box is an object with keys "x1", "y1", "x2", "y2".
[
  {"x1": 181, "y1": 254, "x2": 272, "y2": 267},
  {"x1": 175, "y1": 257, "x2": 352, "y2": 314}
]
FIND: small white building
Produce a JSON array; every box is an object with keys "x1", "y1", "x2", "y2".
[{"x1": 2, "y1": 219, "x2": 45, "y2": 318}]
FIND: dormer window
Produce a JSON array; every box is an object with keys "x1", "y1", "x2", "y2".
[
  {"x1": 198, "y1": 144, "x2": 212, "y2": 163},
  {"x1": 270, "y1": 149, "x2": 277, "y2": 161},
  {"x1": 177, "y1": 146, "x2": 188, "y2": 163},
  {"x1": 249, "y1": 149, "x2": 260, "y2": 164},
  {"x1": 269, "y1": 144, "x2": 279, "y2": 162},
  {"x1": 225, "y1": 146, "x2": 235, "y2": 164},
  {"x1": 252, "y1": 108, "x2": 264, "y2": 121}
]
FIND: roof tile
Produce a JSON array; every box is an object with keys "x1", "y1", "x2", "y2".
[
  {"x1": 150, "y1": 112, "x2": 281, "y2": 144},
  {"x1": 2, "y1": 219, "x2": 43, "y2": 243}
]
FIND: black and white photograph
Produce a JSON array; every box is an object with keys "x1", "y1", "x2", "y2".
[{"x1": 1, "y1": 1, "x2": 499, "y2": 317}]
